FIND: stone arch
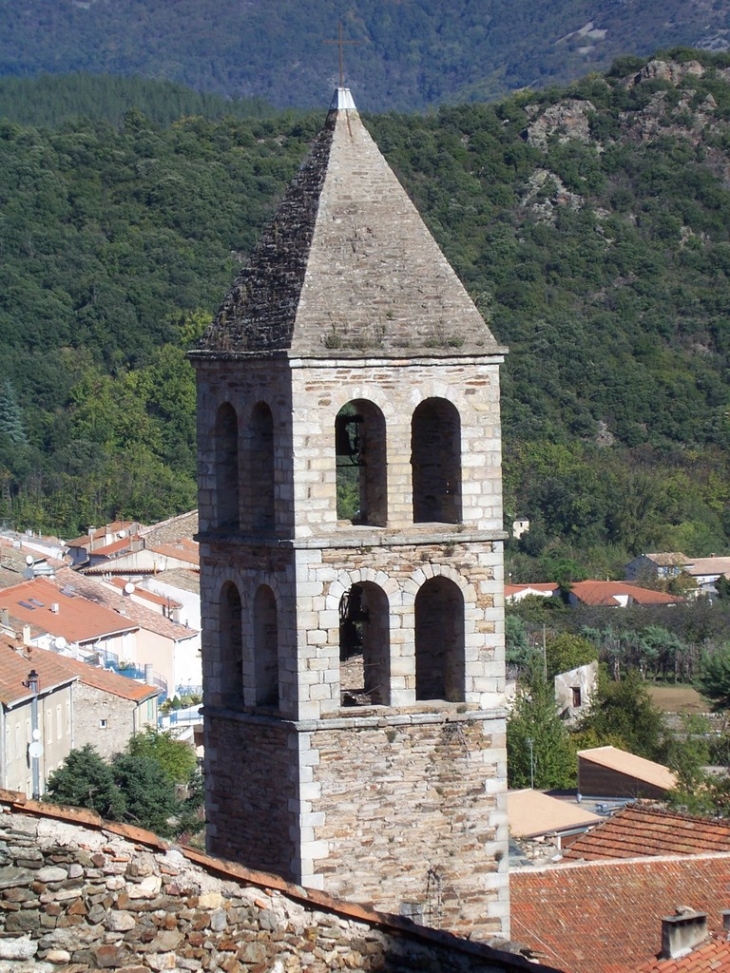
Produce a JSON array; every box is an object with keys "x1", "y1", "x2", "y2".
[
  {"x1": 335, "y1": 399, "x2": 387, "y2": 526},
  {"x1": 339, "y1": 580, "x2": 390, "y2": 706},
  {"x1": 219, "y1": 580, "x2": 243, "y2": 705},
  {"x1": 414, "y1": 576, "x2": 465, "y2": 702},
  {"x1": 246, "y1": 401, "x2": 275, "y2": 534},
  {"x1": 253, "y1": 584, "x2": 279, "y2": 708},
  {"x1": 215, "y1": 402, "x2": 240, "y2": 530},
  {"x1": 411, "y1": 397, "x2": 461, "y2": 524}
]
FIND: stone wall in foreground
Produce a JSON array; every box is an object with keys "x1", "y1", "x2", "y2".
[{"x1": 0, "y1": 794, "x2": 556, "y2": 973}]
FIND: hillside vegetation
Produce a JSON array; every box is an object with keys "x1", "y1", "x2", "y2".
[
  {"x1": 1, "y1": 0, "x2": 729, "y2": 111},
  {"x1": 2, "y1": 55, "x2": 730, "y2": 578}
]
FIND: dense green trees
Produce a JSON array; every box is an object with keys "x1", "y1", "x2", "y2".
[
  {"x1": 45, "y1": 730, "x2": 203, "y2": 838},
  {"x1": 0, "y1": 3, "x2": 728, "y2": 112},
  {"x1": 507, "y1": 672, "x2": 576, "y2": 789}
]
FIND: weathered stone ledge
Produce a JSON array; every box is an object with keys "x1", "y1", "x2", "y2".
[
  {"x1": 205, "y1": 706, "x2": 507, "y2": 731},
  {"x1": 198, "y1": 528, "x2": 508, "y2": 549}
]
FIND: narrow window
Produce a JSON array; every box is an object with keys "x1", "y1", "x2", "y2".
[
  {"x1": 339, "y1": 582, "x2": 390, "y2": 706},
  {"x1": 415, "y1": 577, "x2": 465, "y2": 702},
  {"x1": 219, "y1": 581, "x2": 243, "y2": 705},
  {"x1": 248, "y1": 402, "x2": 275, "y2": 533},
  {"x1": 215, "y1": 403, "x2": 240, "y2": 529},
  {"x1": 253, "y1": 584, "x2": 279, "y2": 707},
  {"x1": 572, "y1": 686, "x2": 582, "y2": 708},
  {"x1": 336, "y1": 400, "x2": 387, "y2": 526},
  {"x1": 411, "y1": 398, "x2": 462, "y2": 524}
]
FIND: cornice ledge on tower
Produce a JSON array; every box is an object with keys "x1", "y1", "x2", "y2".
[
  {"x1": 286, "y1": 350, "x2": 509, "y2": 368},
  {"x1": 291, "y1": 528, "x2": 510, "y2": 549},
  {"x1": 201, "y1": 706, "x2": 508, "y2": 731}
]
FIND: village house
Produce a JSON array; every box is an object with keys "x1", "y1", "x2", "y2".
[
  {"x1": 0, "y1": 637, "x2": 158, "y2": 795},
  {"x1": 554, "y1": 660, "x2": 597, "y2": 722},
  {"x1": 625, "y1": 552, "x2": 689, "y2": 583},
  {"x1": 53, "y1": 567, "x2": 200, "y2": 697}
]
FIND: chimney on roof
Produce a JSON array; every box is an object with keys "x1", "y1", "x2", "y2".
[
  {"x1": 721, "y1": 910, "x2": 730, "y2": 938},
  {"x1": 50, "y1": 602, "x2": 59, "y2": 614},
  {"x1": 22, "y1": 624, "x2": 31, "y2": 646},
  {"x1": 0, "y1": 608, "x2": 8, "y2": 628},
  {"x1": 661, "y1": 909, "x2": 709, "y2": 959}
]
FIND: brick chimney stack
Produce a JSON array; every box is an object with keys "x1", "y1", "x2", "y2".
[{"x1": 661, "y1": 908, "x2": 709, "y2": 959}]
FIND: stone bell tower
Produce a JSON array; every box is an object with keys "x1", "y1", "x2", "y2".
[{"x1": 189, "y1": 88, "x2": 510, "y2": 940}]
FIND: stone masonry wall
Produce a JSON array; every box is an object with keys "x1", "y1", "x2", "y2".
[
  {"x1": 0, "y1": 797, "x2": 555, "y2": 973},
  {"x1": 309, "y1": 712, "x2": 509, "y2": 940},
  {"x1": 204, "y1": 715, "x2": 297, "y2": 878},
  {"x1": 71, "y1": 685, "x2": 147, "y2": 762}
]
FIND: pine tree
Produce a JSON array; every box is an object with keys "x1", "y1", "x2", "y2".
[{"x1": 0, "y1": 382, "x2": 27, "y2": 445}]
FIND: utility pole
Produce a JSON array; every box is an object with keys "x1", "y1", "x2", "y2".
[{"x1": 23, "y1": 669, "x2": 42, "y2": 800}]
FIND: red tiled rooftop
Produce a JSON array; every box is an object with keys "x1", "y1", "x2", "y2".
[
  {"x1": 147, "y1": 537, "x2": 199, "y2": 567},
  {"x1": 570, "y1": 581, "x2": 683, "y2": 606},
  {"x1": 55, "y1": 568, "x2": 196, "y2": 641},
  {"x1": 0, "y1": 640, "x2": 76, "y2": 705},
  {"x1": 511, "y1": 854, "x2": 730, "y2": 973},
  {"x1": 563, "y1": 805, "x2": 730, "y2": 862},
  {"x1": 635, "y1": 935, "x2": 730, "y2": 973},
  {"x1": 0, "y1": 577, "x2": 138, "y2": 643}
]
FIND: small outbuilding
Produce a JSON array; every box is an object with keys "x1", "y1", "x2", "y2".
[{"x1": 577, "y1": 745, "x2": 677, "y2": 800}]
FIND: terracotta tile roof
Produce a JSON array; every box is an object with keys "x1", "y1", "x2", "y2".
[
  {"x1": 146, "y1": 537, "x2": 199, "y2": 567},
  {"x1": 67, "y1": 521, "x2": 138, "y2": 549},
  {"x1": 89, "y1": 535, "x2": 133, "y2": 557},
  {"x1": 0, "y1": 576, "x2": 138, "y2": 644},
  {"x1": 511, "y1": 854, "x2": 730, "y2": 973},
  {"x1": 562, "y1": 805, "x2": 730, "y2": 862},
  {"x1": 578, "y1": 746, "x2": 677, "y2": 792},
  {"x1": 508, "y1": 789, "x2": 603, "y2": 839},
  {"x1": 0, "y1": 639, "x2": 77, "y2": 705},
  {"x1": 28, "y1": 647, "x2": 159, "y2": 702},
  {"x1": 570, "y1": 581, "x2": 683, "y2": 606},
  {"x1": 55, "y1": 568, "x2": 197, "y2": 641},
  {"x1": 634, "y1": 935, "x2": 730, "y2": 973}
]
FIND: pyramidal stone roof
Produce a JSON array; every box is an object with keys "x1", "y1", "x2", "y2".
[{"x1": 197, "y1": 88, "x2": 505, "y2": 359}]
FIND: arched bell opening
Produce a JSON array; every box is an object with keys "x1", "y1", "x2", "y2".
[
  {"x1": 414, "y1": 577, "x2": 465, "y2": 702},
  {"x1": 219, "y1": 581, "x2": 243, "y2": 706},
  {"x1": 411, "y1": 398, "x2": 462, "y2": 524},
  {"x1": 253, "y1": 584, "x2": 279, "y2": 708},
  {"x1": 215, "y1": 403, "x2": 240, "y2": 530},
  {"x1": 339, "y1": 582, "x2": 390, "y2": 706},
  {"x1": 335, "y1": 400, "x2": 387, "y2": 526},
  {"x1": 247, "y1": 401, "x2": 275, "y2": 534}
]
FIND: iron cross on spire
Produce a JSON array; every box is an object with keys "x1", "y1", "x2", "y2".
[{"x1": 323, "y1": 22, "x2": 359, "y2": 88}]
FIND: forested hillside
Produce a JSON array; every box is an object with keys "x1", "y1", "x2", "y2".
[
  {"x1": 2, "y1": 54, "x2": 730, "y2": 579},
  {"x1": 1, "y1": 0, "x2": 729, "y2": 111}
]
